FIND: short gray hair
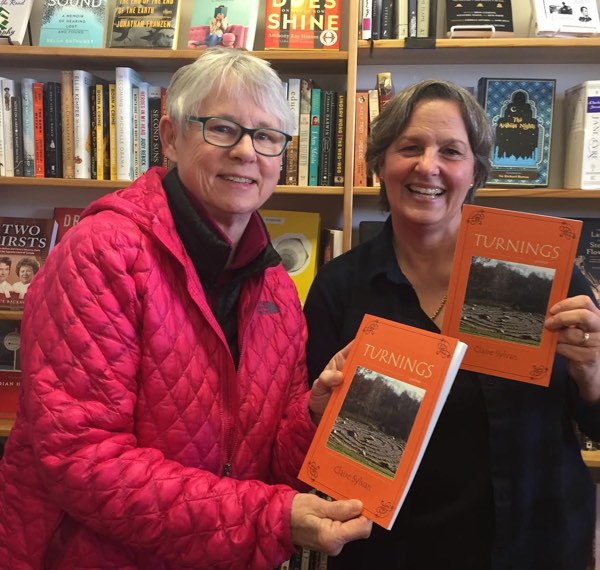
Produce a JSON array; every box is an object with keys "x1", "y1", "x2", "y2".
[
  {"x1": 166, "y1": 48, "x2": 294, "y2": 134},
  {"x1": 367, "y1": 79, "x2": 494, "y2": 209}
]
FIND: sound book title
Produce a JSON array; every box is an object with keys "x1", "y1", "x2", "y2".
[{"x1": 265, "y1": 0, "x2": 342, "y2": 50}]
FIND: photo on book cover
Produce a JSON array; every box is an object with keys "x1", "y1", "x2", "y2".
[
  {"x1": 326, "y1": 365, "x2": 424, "y2": 480},
  {"x1": 459, "y1": 257, "x2": 555, "y2": 347}
]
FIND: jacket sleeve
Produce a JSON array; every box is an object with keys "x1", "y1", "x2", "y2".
[{"x1": 21, "y1": 217, "x2": 298, "y2": 569}]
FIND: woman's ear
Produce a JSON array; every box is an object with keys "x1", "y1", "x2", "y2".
[{"x1": 159, "y1": 115, "x2": 178, "y2": 163}]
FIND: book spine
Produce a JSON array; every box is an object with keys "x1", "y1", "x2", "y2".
[
  {"x1": 1, "y1": 79, "x2": 15, "y2": 176},
  {"x1": 286, "y1": 78, "x2": 301, "y2": 185},
  {"x1": 580, "y1": 87, "x2": 600, "y2": 188},
  {"x1": 395, "y1": 0, "x2": 409, "y2": 38},
  {"x1": 132, "y1": 86, "x2": 140, "y2": 178},
  {"x1": 61, "y1": 70, "x2": 75, "y2": 179},
  {"x1": 95, "y1": 84, "x2": 105, "y2": 180},
  {"x1": 116, "y1": 67, "x2": 139, "y2": 181},
  {"x1": 362, "y1": 0, "x2": 373, "y2": 39},
  {"x1": 109, "y1": 83, "x2": 117, "y2": 180},
  {"x1": 368, "y1": 89, "x2": 380, "y2": 186},
  {"x1": 32, "y1": 82, "x2": 45, "y2": 178},
  {"x1": 89, "y1": 84, "x2": 97, "y2": 180},
  {"x1": 319, "y1": 90, "x2": 335, "y2": 186},
  {"x1": 161, "y1": 87, "x2": 169, "y2": 169},
  {"x1": 354, "y1": 92, "x2": 369, "y2": 187},
  {"x1": 43, "y1": 82, "x2": 62, "y2": 178},
  {"x1": 308, "y1": 87, "x2": 321, "y2": 186},
  {"x1": 371, "y1": 0, "x2": 383, "y2": 40},
  {"x1": 298, "y1": 80, "x2": 313, "y2": 186},
  {"x1": 0, "y1": 87, "x2": 5, "y2": 176},
  {"x1": 377, "y1": 71, "x2": 394, "y2": 109},
  {"x1": 334, "y1": 92, "x2": 345, "y2": 186},
  {"x1": 21, "y1": 79, "x2": 35, "y2": 177},
  {"x1": 11, "y1": 95, "x2": 24, "y2": 177},
  {"x1": 380, "y1": 0, "x2": 395, "y2": 39},
  {"x1": 417, "y1": 0, "x2": 430, "y2": 37},
  {"x1": 138, "y1": 82, "x2": 149, "y2": 174},
  {"x1": 408, "y1": 0, "x2": 418, "y2": 37},
  {"x1": 73, "y1": 70, "x2": 93, "y2": 179},
  {"x1": 148, "y1": 85, "x2": 163, "y2": 168}
]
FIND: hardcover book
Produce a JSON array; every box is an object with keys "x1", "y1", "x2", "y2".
[
  {"x1": 0, "y1": 77, "x2": 15, "y2": 177},
  {"x1": 260, "y1": 209, "x2": 321, "y2": 306},
  {"x1": 60, "y1": 70, "x2": 75, "y2": 179},
  {"x1": 0, "y1": 216, "x2": 57, "y2": 310},
  {"x1": 285, "y1": 78, "x2": 301, "y2": 186},
  {"x1": 298, "y1": 314, "x2": 467, "y2": 530},
  {"x1": 21, "y1": 77, "x2": 36, "y2": 177},
  {"x1": 43, "y1": 81, "x2": 62, "y2": 178},
  {"x1": 441, "y1": 205, "x2": 582, "y2": 387},
  {"x1": 0, "y1": 318, "x2": 21, "y2": 420},
  {"x1": 110, "y1": 0, "x2": 180, "y2": 49},
  {"x1": 564, "y1": 80, "x2": 600, "y2": 190},
  {"x1": 333, "y1": 91, "x2": 345, "y2": 186},
  {"x1": 53, "y1": 207, "x2": 84, "y2": 244},
  {"x1": 530, "y1": 0, "x2": 600, "y2": 36},
  {"x1": 446, "y1": 0, "x2": 514, "y2": 37},
  {"x1": 73, "y1": 70, "x2": 96, "y2": 179},
  {"x1": 478, "y1": 78, "x2": 556, "y2": 187},
  {"x1": 265, "y1": 0, "x2": 342, "y2": 50},
  {"x1": 188, "y1": 0, "x2": 259, "y2": 51},
  {"x1": 39, "y1": 0, "x2": 108, "y2": 48},
  {"x1": 115, "y1": 66, "x2": 142, "y2": 181},
  {"x1": 0, "y1": 0, "x2": 34, "y2": 45}
]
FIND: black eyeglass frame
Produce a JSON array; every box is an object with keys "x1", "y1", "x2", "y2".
[{"x1": 187, "y1": 116, "x2": 292, "y2": 157}]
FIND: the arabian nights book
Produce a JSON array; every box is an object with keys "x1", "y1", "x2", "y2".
[
  {"x1": 441, "y1": 205, "x2": 582, "y2": 387},
  {"x1": 298, "y1": 315, "x2": 467, "y2": 530},
  {"x1": 478, "y1": 78, "x2": 556, "y2": 187}
]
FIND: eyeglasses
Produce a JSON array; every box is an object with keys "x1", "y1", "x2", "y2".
[{"x1": 188, "y1": 116, "x2": 291, "y2": 157}]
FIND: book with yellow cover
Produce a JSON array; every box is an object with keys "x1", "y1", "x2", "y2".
[
  {"x1": 299, "y1": 315, "x2": 467, "y2": 530},
  {"x1": 260, "y1": 209, "x2": 320, "y2": 306},
  {"x1": 441, "y1": 205, "x2": 582, "y2": 387}
]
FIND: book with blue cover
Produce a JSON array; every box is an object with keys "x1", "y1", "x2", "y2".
[
  {"x1": 39, "y1": 0, "x2": 108, "y2": 48},
  {"x1": 478, "y1": 78, "x2": 556, "y2": 187}
]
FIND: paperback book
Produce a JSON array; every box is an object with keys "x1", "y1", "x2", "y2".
[
  {"x1": 446, "y1": 0, "x2": 514, "y2": 37},
  {"x1": 187, "y1": 0, "x2": 259, "y2": 51},
  {"x1": 265, "y1": 0, "x2": 342, "y2": 50},
  {"x1": 0, "y1": 318, "x2": 21, "y2": 420},
  {"x1": 260, "y1": 209, "x2": 320, "y2": 306},
  {"x1": 478, "y1": 78, "x2": 556, "y2": 187},
  {"x1": 574, "y1": 218, "x2": 600, "y2": 304},
  {"x1": 0, "y1": 0, "x2": 34, "y2": 45},
  {"x1": 441, "y1": 205, "x2": 582, "y2": 387},
  {"x1": 530, "y1": 0, "x2": 600, "y2": 36},
  {"x1": 110, "y1": 0, "x2": 180, "y2": 49},
  {"x1": 298, "y1": 314, "x2": 467, "y2": 530},
  {"x1": 0, "y1": 217, "x2": 57, "y2": 310},
  {"x1": 39, "y1": 0, "x2": 108, "y2": 48},
  {"x1": 564, "y1": 80, "x2": 600, "y2": 190}
]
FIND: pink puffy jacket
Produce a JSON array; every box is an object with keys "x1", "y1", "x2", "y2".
[{"x1": 0, "y1": 168, "x2": 315, "y2": 569}]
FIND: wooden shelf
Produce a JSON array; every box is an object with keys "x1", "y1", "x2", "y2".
[
  {"x1": 0, "y1": 418, "x2": 14, "y2": 438},
  {"x1": 0, "y1": 46, "x2": 349, "y2": 74},
  {"x1": 0, "y1": 311, "x2": 22, "y2": 320},
  {"x1": 582, "y1": 450, "x2": 600, "y2": 469},
  {"x1": 353, "y1": 187, "x2": 600, "y2": 198},
  {"x1": 358, "y1": 37, "x2": 600, "y2": 65}
]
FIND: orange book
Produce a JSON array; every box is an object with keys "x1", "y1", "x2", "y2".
[
  {"x1": 441, "y1": 205, "x2": 582, "y2": 387},
  {"x1": 298, "y1": 314, "x2": 467, "y2": 530},
  {"x1": 32, "y1": 82, "x2": 45, "y2": 178},
  {"x1": 353, "y1": 91, "x2": 368, "y2": 187},
  {"x1": 264, "y1": 0, "x2": 342, "y2": 50}
]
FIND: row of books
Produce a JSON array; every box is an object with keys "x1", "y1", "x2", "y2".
[
  {"x1": 0, "y1": 70, "x2": 168, "y2": 181},
  {"x1": 356, "y1": 72, "x2": 600, "y2": 191},
  {"x1": 360, "y1": 0, "x2": 600, "y2": 41},
  {"x1": 283, "y1": 79, "x2": 346, "y2": 188},
  {"x1": 1, "y1": 0, "x2": 342, "y2": 51}
]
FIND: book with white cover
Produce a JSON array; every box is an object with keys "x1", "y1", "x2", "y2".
[
  {"x1": 73, "y1": 70, "x2": 96, "y2": 179},
  {"x1": 0, "y1": 78, "x2": 15, "y2": 177},
  {"x1": 115, "y1": 67, "x2": 142, "y2": 181},
  {"x1": 0, "y1": 0, "x2": 34, "y2": 45},
  {"x1": 530, "y1": 0, "x2": 600, "y2": 36},
  {"x1": 564, "y1": 80, "x2": 600, "y2": 189}
]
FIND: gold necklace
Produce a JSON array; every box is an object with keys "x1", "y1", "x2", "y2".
[{"x1": 429, "y1": 295, "x2": 447, "y2": 321}]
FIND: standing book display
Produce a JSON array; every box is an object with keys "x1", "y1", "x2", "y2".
[
  {"x1": 441, "y1": 205, "x2": 582, "y2": 387},
  {"x1": 299, "y1": 315, "x2": 467, "y2": 530},
  {"x1": 530, "y1": 0, "x2": 600, "y2": 36},
  {"x1": 446, "y1": 0, "x2": 514, "y2": 37},
  {"x1": 39, "y1": 0, "x2": 108, "y2": 48},
  {"x1": 478, "y1": 78, "x2": 556, "y2": 187},
  {"x1": 0, "y1": 0, "x2": 34, "y2": 45}
]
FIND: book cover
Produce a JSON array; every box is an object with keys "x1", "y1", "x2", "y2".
[
  {"x1": 361, "y1": 0, "x2": 372, "y2": 40},
  {"x1": 394, "y1": 0, "x2": 409, "y2": 39},
  {"x1": 39, "y1": 0, "x2": 108, "y2": 48},
  {"x1": 298, "y1": 314, "x2": 467, "y2": 530},
  {"x1": 11, "y1": 94, "x2": 23, "y2": 177},
  {"x1": 43, "y1": 81, "x2": 62, "y2": 178},
  {"x1": 138, "y1": 81, "x2": 149, "y2": 175},
  {"x1": 574, "y1": 218, "x2": 600, "y2": 306},
  {"x1": 260, "y1": 209, "x2": 321, "y2": 306},
  {"x1": 115, "y1": 66, "x2": 142, "y2": 181},
  {"x1": 564, "y1": 80, "x2": 600, "y2": 190},
  {"x1": 95, "y1": 82, "x2": 110, "y2": 180},
  {"x1": 441, "y1": 204, "x2": 582, "y2": 387},
  {"x1": 60, "y1": 70, "x2": 75, "y2": 179},
  {"x1": 368, "y1": 88, "x2": 380, "y2": 186},
  {"x1": 320, "y1": 227, "x2": 343, "y2": 265},
  {"x1": 53, "y1": 206, "x2": 84, "y2": 244},
  {"x1": 1, "y1": 77, "x2": 15, "y2": 177},
  {"x1": 308, "y1": 87, "x2": 321, "y2": 186},
  {"x1": 110, "y1": 0, "x2": 180, "y2": 49},
  {"x1": 285, "y1": 78, "x2": 301, "y2": 186},
  {"x1": 21, "y1": 77, "x2": 36, "y2": 178},
  {"x1": 298, "y1": 78, "x2": 313, "y2": 186},
  {"x1": 478, "y1": 78, "x2": 556, "y2": 187},
  {"x1": 446, "y1": 0, "x2": 514, "y2": 37},
  {"x1": 0, "y1": 0, "x2": 34, "y2": 45},
  {"x1": 148, "y1": 85, "x2": 164, "y2": 168},
  {"x1": 530, "y1": 0, "x2": 600, "y2": 36},
  {"x1": 108, "y1": 82, "x2": 117, "y2": 180},
  {"x1": 380, "y1": 0, "x2": 394, "y2": 39},
  {"x1": 0, "y1": 318, "x2": 21, "y2": 420},
  {"x1": 265, "y1": 0, "x2": 341, "y2": 50},
  {"x1": 188, "y1": 0, "x2": 259, "y2": 51},
  {"x1": 0, "y1": 216, "x2": 57, "y2": 311},
  {"x1": 73, "y1": 70, "x2": 96, "y2": 179},
  {"x1": 32, "y1": 82, "x2": 45, "y2": 179},
  {"x1": 333, "y1": 91, "x2": 345, "y2": 186},
  {"x1": 377, "y1": 71, "x2": 394, "y2": 110},
  {"x1": 319, "y1": 89, "x2": 336, "y2": 186},
  {"x1": 90, "y1": 84, "x2": 97, "y2": 179},
  {"x1": 354, "y1": 91, "x2": 368, "y2": 187}
]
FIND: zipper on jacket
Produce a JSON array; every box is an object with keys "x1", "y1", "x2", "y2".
[{"x1": 223, "y1": 462, "x2": 232, "y2": 477}]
